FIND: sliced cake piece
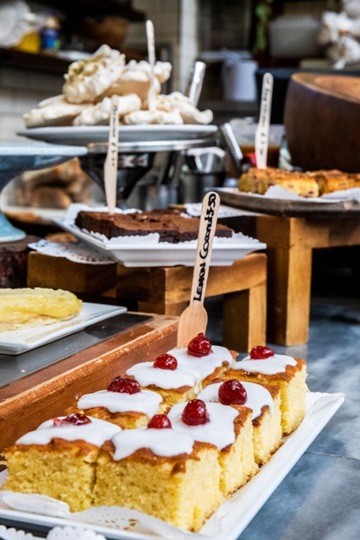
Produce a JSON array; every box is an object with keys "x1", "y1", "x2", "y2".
[
  {"x1": 94, "y1": 417, "x2": 222, "y2": 532},
  {"x1": 2, "y1": 413, "x2": 121, "y2": 512},
  {"x1": 167, "y1": 333, "x2": 236, "y2": 386},
  {"x1": 168, "y1": 399, "x2": 258, "y2": 497},
  {"x1": 72, "y1": 377, "x2": 164, "y2": 428},
  {"x1": 224, "y1": 346, "x2": 307, "y2": 435},
  {"x1": 198, "y1": 379, "x2": 282, "y2": 465},
  {"x1": 126, "y1": 352, "x2": 202, "y2": 407}
]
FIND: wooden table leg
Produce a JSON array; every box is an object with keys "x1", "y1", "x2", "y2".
[
  {"x1": 266, "y1": 245, "x2": 312, "y2": 345},
  {"x1": 223, "y1": 282, "x2": 266, "y2": 352}
]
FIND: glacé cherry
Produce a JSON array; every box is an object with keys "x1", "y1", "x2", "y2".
[
  {"x1": 148, "y1": 414, "x2": 172, "y2": 429},
  {"x1": 218, "y1": 380, "x2": 247, "y2": 405},
  {"x1": 107, "y1": 377, "x2": 141, "y2": 394},
  {"x1": 250, "y1": 345, "x2": 274, "y2": 360},
  {"x1": 153, "y1": 353, "x2": 178, "y2": 370},
  {"x1": 53, "y1": 413, "x2": 91, "y2": 427},
  {"x1": 182, "y1": 399, "x2": 209, "y2": 425},
  {"x1": 187, "y1": 333, "x2": 212, "y2": 357}
]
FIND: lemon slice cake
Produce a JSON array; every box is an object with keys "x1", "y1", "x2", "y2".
[
  {"x1": 224, "y1": 346, "x2": 307, "y2": 435},
  {"x1": 198, "y1": 379, "x2": 282, "y2": 465},
  {"x1": 0, "y1": 287, "x2": 82, "y2": 332},
  {"x1": 73, "y1": 377, "x2": 164, "y2": 428},
  {"x1": 168, "y1": 399, "x2": 257, "y2": 497},
  {"x1": 126, "y1": 353, "x2": 202, "y2": 407},
  {"x1": 93, "y1": 417, "x2": 222, "y2": 532},
  {"x1": 167, "y1": 333, "x2": 236, "y2": 386},
  {"x1": 2, "y1": 413, "x2": 121, "y2": 512}
]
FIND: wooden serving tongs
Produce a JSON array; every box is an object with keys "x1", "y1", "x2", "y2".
[{"x1": 176, "y1": 191, "x2": 220, "y2": 347}]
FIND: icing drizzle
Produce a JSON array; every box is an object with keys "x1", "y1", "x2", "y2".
[
  {"x1": 198, "y1": 381, "x2": 274, "y2": 420},
  {"x1": 77, "y1": 388, "x2": 162, "y2": 416},
  {"x1": 167, "y1": 345, "x2": 235, "y2": 379},
  {"x1": 126, "y1": 361, "x2": 201, "y2": 390},
  {"x1": 16, "y1": 416, "x2": 121, "y2": 446},
  {"x1": 168, "y1": 401, "x2": 238, "y2": 450}
]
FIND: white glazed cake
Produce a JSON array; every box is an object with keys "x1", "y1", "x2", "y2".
[
  {"x1": 94, "y1": 424, "x2": 222, "y2": 532},
  {"x1": 3, "y1": 413, "x2": 121, "y2": 511},
  {"x1": 168, "y1": 399, "x2": 258, "y2": 496},
  {"x1": 126, "y1": 352, "x2": 202, "y2": 407},
  {"x1": 198, "y1": 380, "x2": 282, "y2": 465},
  {"x1": 224, "y1": 346, "x2": 307, "y2": 435}
]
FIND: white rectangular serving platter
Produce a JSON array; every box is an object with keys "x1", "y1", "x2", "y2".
[
  {"x1": 0, "y1": 392, "x2": 344, "y2": 539},
  {"x1": 0, "y1": 303, "x2": 127, "y2": 355},
  {"x1": 54, "y1": 220, "x2": 267, "y2": 267}
]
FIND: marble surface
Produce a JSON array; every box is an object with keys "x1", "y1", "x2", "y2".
[{"x1": 237, "y1": 296, "x2": 360, "y2": 540}]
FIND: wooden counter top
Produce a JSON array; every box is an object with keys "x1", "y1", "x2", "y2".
[{"x1": 0, "y1": 312, "x2": 178, "y2": 452}]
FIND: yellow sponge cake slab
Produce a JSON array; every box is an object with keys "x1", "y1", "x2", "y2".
[
  {"x1": 198, "y1": 381, "x2": 282, "y2": 465},
  {"x1": 225, "y1": 354, "x2": 307, "y2": 435},
  {"x1": 168, "y1": 401, "x2": 258, "y2": 497},
  {"x1": 2, "y1": 416, "x2": 121, "y2": 512},
  {"x1": 94, "y1": 429, "x2": 222, "y2": 532}
]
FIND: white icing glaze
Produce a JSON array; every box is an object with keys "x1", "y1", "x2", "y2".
[
  {"x1": 198, "y1": 381, "x2": 274, "y2": 420},
  {"x1": 167, "y1": 345, "x2": 235, "y2": 379},
  {"x1": 77, "y1": 388, "x2": 162, "y2": 416},
  {"x1": 111, "y1": 428, "x2": 195, "y2": 460},
  {"x1": 126, "y1": 361, "x2": 201, "y2": 390},
  {"x1": 16, "y1": 416, "x2": 121, "y2": 446},
  {"x1": 168, "y1": 401, "x2": 238, "y2": 450},
  {"x1": 231, "y1": 353, "x2": 297, "y2": 375}
]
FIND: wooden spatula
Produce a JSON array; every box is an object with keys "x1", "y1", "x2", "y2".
[{"x1": 176, "y1": 191, "x2": 220, "y2": 347}]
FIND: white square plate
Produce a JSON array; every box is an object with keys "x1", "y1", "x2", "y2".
[
  {"x1": 0, "y1": 303, "x2": 127, "y2": 355},
  {"x1": 0, "y1": 392, "x2": 344, "y2": 539}
]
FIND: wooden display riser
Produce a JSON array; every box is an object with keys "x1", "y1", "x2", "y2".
[
  {"x1": 228, "y1": 214, "x2": 360, "y2": 346},
  {"x1": 114, "y1": 253, "x2": 267, "y2": 352},
  {"x1": 27, "y1": 252, "x2": 267, "y2": 353},
  {"x1": 0, "y1": 313, "x2": 178, "y2": 453}
]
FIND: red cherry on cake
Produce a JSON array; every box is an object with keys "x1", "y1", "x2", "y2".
[
  {"x1": 153, "y1": 353, "x2": 178, "y2": 370},
  {"x1": 53, "y1": 413, "x2": 91, "y2": 427},
  {"x1": 107, "y1": 377, "x2": 141, "y2": 394},
  {"x1": 187, "y1": 333, "x2": 212, "y2": 357},
  {"x1": 182, "y1": 399, "x2": 209, "y2": 425},
  {"x1": 250, "y1": 345, "x2": 275, "y2": 360},
  {"x1": 148, "y1": 414, "x2": 172, "y2": 429},
  {"x1": 218, "y1": 380, "x2": 247, "y2": 405}
]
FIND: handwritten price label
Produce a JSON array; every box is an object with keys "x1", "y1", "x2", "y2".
[{"x1": 255, "y1": 72, "x2": 273, "y2": 169}]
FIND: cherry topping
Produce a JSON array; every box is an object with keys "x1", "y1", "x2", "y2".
[
  {"x1": 153, "y1": 353, "x2": 178, "y2": 370},
  {"x1": 218, "y1": 380, "x2": 247, "y2": 405},
  {"x1": 187, "y1": 333, "x2": 212, "y2": 357},
  {"x1": 182, "y1": 399, "x2": 209, "y2": 426},
  {"x1": 107, "y1": 377, "x2": 141, "y2": 394},
  {"x1": 250, "y1": 346, "x2": 275, "y2": 360},
  {"x1": 53, "y1": 413, "x2": 91, "y2": 427},
  {"x1": 148, "y1": 414, "x2": 172, "y2": 429}
]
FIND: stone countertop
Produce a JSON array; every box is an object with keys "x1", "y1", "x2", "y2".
[{"x1": 239, "y1": 297, "x2": 360, "y2": 540}]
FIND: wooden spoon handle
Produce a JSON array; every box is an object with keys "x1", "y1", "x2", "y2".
[{"x1": 189, "y1": 191, "x2": 220, "y2": 306}]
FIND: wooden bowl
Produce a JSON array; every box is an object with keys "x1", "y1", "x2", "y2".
[{"x1": 284, "y1": 72, "x2": 360, "y2": 172}]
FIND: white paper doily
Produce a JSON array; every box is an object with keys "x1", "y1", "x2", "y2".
[{"x1": 28, "y1": 239, "x2": 116, "y2": 265}]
